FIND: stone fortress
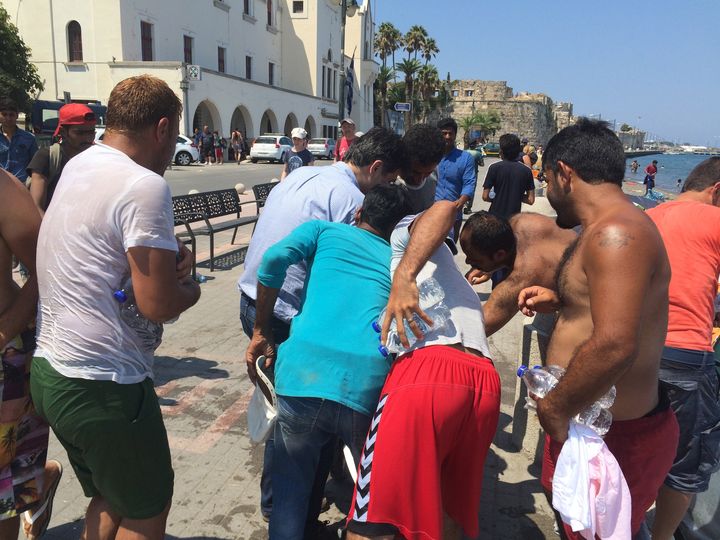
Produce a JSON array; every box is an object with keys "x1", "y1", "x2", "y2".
[{"x1": 448, "y1": 80, "x2": 576, "y2": 146}]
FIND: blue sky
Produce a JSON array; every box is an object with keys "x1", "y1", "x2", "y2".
[{"x1": 370, "y1": 0, "x2": 720, "y2": 145}]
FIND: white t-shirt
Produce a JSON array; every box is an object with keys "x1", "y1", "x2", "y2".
[
  {"x1": 35, "y1": 143, "x2": 178, "y2": 383},
  {"x1": 390, "y1": 215, "x2": 492, "y2": 358}
]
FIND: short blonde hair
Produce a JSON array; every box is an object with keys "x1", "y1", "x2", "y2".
[{"x1": 106, "y1": 75, "x2": 182, "y2": 133}]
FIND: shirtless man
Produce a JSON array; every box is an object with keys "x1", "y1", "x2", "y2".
[
  {"x1": 517, "y1": 119, "x2": 679, "y2": 538},
  {"x1": 462, "y1": 212, "x2": 576, "y2": 336},
  {"x1": 0, "y1": 169, "x2": 61, "y2": 539}
]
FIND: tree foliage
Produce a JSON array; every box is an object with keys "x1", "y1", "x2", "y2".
[{"x1": 0, "y1": 5, "x2": 43, "y2": 111}]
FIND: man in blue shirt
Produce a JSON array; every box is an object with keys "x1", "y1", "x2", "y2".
[
  {"x1": 0, "y1": 98, "x2": 38, "y2": 183},
  {"x1": 245, "y1": 184, "x2": 410, "y2": 540},
  {"x1": 434, "y1": 118, "x2": 477, "y2": 241},
  {"x1": 237, "y1": 127, "x2": 406, "y2": 525}
]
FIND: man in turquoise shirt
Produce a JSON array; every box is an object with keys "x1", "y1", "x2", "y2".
[{"x1": 246, "y1": 184, "x2": 410, "y2": 540}]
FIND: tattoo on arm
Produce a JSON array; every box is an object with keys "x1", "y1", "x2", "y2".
[{"x1": 596, "y1": 230, "x2": 634, "y2": 248}]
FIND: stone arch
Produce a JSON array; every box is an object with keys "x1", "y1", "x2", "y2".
[
  {"x1": 192, "y1": 100, "x2": 222, "y2": 134},
  {"x1": 259, "y1": 109, "x2": 278, "y2": 134},
  {"x1": 230, "y1": 105, "x2": 254, "y2": 138},
  {"x1": 283, "y1": 113, "x2": 299, "y2": 136},
  {"x1": 303, "y1": 116, "x2": 316, "y2": 139}
]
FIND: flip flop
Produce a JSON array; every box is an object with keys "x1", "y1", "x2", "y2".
[{"x1": 22, "y1": 460, "x2": 63, "y2": 540}]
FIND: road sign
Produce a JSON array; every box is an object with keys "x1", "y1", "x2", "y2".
[
  {"x1": 187, "y1": 65, "x2": 202, "y2": 81},
  {"x1": 394, "y1": 102, "x2": 411, "y2": 112}
]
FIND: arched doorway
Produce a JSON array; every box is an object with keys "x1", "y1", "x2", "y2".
[
  {"x1": 283, "y1": 113, "x2": 298, "y2": 136},
  {"x1": 303, "y1": 116, "x2": 316, "y2": 139},
  {"x1": 230, "y1": 106, "x2": 253, "y2": 138},
  {"x1": 260, "y1": 110, "x2": 277, "y2": 134},
  {"x1": 192, "y1": 100, "x2": 222, "y2": 134}
]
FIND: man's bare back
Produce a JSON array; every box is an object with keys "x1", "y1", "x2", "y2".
[{"x1": 483, "y1": 213, "x2": 576, "y2": 336}]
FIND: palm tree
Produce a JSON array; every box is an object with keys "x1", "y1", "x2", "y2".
[
  {"x1": 421, "y1": 38, "x2": 439, "y2": 66},
  {"x1": 374, "y1": 22, "x2": 402, "y2": 80},
  {"x1": 403, "y1": 25, "x2": 428, "y2": 61},
  {"x1": 395, "y1": 59, "x2": 421, "y2": 126},
  {"x1": 459, "y1": 111, "x2": 503, "y2": 147},
  {"x1": 416, "y1": 64, "x2": 439, "y2": 122},
  {"x1": 374, "y1": 66, "x2": 394, "y2": 127}
]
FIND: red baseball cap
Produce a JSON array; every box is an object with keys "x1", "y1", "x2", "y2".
[{"x1": 54, "y1": 103, "x2": 96, "y2": 136}]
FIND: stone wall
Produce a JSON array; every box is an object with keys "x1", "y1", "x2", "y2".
[{"x1": 447, "y1": 80, "x2": 575, "y2": 147}]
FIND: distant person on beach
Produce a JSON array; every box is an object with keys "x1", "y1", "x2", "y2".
[
  {"x1": 346, "y1": 202, "x2": 499, "y2": 540},
  {"x1": 517, "y1": 119, "x2": 678, "y2": 538},
  {"x1": 644, "y1": 159, "x2": 658, "y2": 195},
  {"x1": 646, "y1": 157, "x2": 720, "y2": 540},
  {"x1": 677, "y1": 178, "x2": 683, "y2": 191},
  {"x1": 630, "y1": 159, "x2": 639, "y2": 174},
  {"x1": 463, "y1": 212, "x2": 577, "y2": 336}
]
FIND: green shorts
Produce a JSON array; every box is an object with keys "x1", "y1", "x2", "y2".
[{"x1": 30, "y1": 356, "x2": 174, "y2": 519}]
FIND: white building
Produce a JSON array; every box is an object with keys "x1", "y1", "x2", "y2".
[{"x1": 8, "y1": 0, "x2": 378, "y2": 139}]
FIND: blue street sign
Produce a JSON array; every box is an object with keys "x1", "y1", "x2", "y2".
[{"x1": 394, "y1": 102, "x2": 411, "y2": 112}]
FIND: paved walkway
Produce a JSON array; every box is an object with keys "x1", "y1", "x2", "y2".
[{"x1": 43, "y1": 171, "x2": 559, "y2": 539}]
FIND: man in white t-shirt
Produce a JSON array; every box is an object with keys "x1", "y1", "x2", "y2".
[
  {"x1": 346, "y1": 202, "x2": 501, "y2": 540},
  {"x1": 30, "y1": 75, "x2": 201, "y2": 540}
]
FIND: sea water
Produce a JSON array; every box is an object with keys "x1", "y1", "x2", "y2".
[{"x1": 625, "y1": 154, "x2": 712, "y2": 192}]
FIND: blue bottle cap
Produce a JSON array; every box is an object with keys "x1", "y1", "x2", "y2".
[
  {"x1": 532, "y1": 365, "x2": 542, "y2": 370},
  {"x1": 113, "y1": 290, "x2": 128, "y2": 303},
  {"x1": 517, "y1": 365, "x2": 528, "y2": 377},
  {"x1": 378, "y1": 345, "x2": 389, "y2": 357},
  {"x1": 372, "y1": 321, "x2": 381, "y2": 333}
]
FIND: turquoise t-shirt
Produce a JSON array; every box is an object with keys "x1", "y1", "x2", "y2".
[{"x1": 257, "y1": 220, "x2": 392, "y2": 416}]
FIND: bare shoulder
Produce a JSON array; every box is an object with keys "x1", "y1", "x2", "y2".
[
  {"x1": 0, "y1": 170, "x2": 40, "y2": 225},
  {"x1": 0, "y1": 169, "x2": 29, "y2": 201},
  {"x1": 585, "y1": 205, "x2": 664, "y2": 262}
]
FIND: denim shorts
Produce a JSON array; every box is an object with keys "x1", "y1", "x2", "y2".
[{"x1": 659, "y1": 347, "x2": 720, "y2": 493}]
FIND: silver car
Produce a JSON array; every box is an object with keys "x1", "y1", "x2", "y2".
[
  {"x1": 95, "y1": 129, "x2": 200, "y2": 165},
  {"x1": 250, "y1": 134, "x2": 293, "y2": 163},
  {"x1": 307, "y1": 138, "x2": 336, "y2": 160}
]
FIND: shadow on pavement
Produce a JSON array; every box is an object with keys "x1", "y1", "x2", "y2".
[
  {"x1": 154, "y1": 356, "x2": 230, "y2": 387},
  {"x1": 196, "y1": 246, "x2": 248, "y2": 272}
]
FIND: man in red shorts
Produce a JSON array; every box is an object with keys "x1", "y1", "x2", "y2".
[
  {"x1": 346, "y1": 201, "x2": 501, "y2": 540},
  {"x1": 517, "y1": 119, "x2": 678, "y2": 538}
]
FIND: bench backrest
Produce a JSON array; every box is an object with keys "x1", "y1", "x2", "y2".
[
  {"x1": 252, "y1": 182, "x2": 278, "y2": 210},
  {"x1": 172, "y1": 188, "x2": 240, "y2": 225}
]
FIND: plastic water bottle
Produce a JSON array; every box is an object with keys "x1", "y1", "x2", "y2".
[
  {"x1": 517, "y1": 365, "x2": 614, "y2": 436},
  {"x1": 417, "y1": 277, "x2": 444, "y2": 309},
  {"x1": 532, "y1": 365, "x2": 617, "y2": 409},
  {"x1": 373, "y1": 302, "x2": 451, "y2": 357},
  {"x1": 113, "y1": 278, "x2": 163, "y2": 352}
]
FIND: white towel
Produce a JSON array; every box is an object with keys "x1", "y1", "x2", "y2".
[{"x1": 552, "y1": 422, "x2": 632, "y2": 539}]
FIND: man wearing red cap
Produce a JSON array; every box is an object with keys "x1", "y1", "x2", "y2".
[{"x1": 27, "y1": 103, "x2": 97, "y2": 212}]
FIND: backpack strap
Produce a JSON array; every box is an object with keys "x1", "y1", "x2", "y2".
[{"x1": 48, "y1": 143, "x2": 63, "y2": 183}]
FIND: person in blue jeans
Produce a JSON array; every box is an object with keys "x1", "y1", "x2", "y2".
[{"x1": 245, "y1": 184, "x2": 410, "y2": 540}]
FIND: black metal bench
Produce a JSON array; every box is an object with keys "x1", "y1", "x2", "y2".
[{"x1": 173, "y1": 188, "x2": 260, "y2": 272}]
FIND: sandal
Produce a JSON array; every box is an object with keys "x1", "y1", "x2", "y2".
[{"x1": 22, "y1": 460, "x2": 63, "y2": 540}]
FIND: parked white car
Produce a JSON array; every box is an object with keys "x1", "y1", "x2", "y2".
[
  {"x1": 94, "y1": 128, "x2": 200, "y2": 165},
  {"x1": 250, "y1": 134, "x2": 293, "y2": 163},
  {"x1": 307, "y1": 138, "x2": 336, "y2": 159}
]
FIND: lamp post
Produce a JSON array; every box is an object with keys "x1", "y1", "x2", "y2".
[
  {"x1": 337, "y1": 0, "x2": 358, "y2": 128},
  {"x1": 180, "y1": 78, "x2": 190, "y2": 136}
]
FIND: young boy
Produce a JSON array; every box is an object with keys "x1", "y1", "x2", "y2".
[{"x1": 281, "y1": 128, "x2": 314, "y2": 179}]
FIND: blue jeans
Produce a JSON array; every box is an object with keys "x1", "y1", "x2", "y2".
[
  {"x1": 240, "y1": 293, "x2": 291, "y2": 518},
  {"x1": 270, "y1": 396, "x2": 371, "y2": 540}
]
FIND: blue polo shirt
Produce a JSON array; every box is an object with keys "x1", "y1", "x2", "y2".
[
  {"x1": 434, "y1": 148, "x2": 477, "y2": 209},
  {"x1": 257, "y1": 220, "x2": 392, "y2": 416},
  {"x1": 0, "y1": 127, "x2": 37, "y2": 182}
]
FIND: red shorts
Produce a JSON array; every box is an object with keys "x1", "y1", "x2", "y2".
[
  {"x1": 542, "y1": 400, "x2": 679, "y2": 537},
  {"x1": 346, "y1": 345, "x2": 501, "y2": 540}
]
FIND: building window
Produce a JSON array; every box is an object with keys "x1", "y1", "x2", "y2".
[
  {"x1": 141, "y1": 21, "x2": 153, "y2": 61},
  {"x1": 321, "y1": 67, "x2": 326, "y2": 97},
  {"x1": 218, "y1": 47, "x2": 226, "y2": 73},
  {"x1": 183, "y1": 35, "x2": 193, "y2": 64},
  {"x1": 451, "y1": 90, "x2": 459, "y2": 97},
  {"x1": 244, "y1": 0, "x2": 251, "y2": 14},
  {"x1": 268, "y1": 62, "x2": 274, "y2": 85},
  {"x1": 464, "y1": 90, "x2": 474, "y2": 97},
  {"x1": 332, "y1": 70, "x2": 336, "y2": 100},
  {"x1": 292, "y1": 1, "x2": 304, "y2": 13},
  {"x1": 363, "y1": 40, "x2": 369, "y2": 60},
  {"x1": 67, "y1": 20, "x2": 83, "y2": 62},
  {"x1": 245, "y1": 56, "x2": 252, "y2": 79},
  {"x1": 266, "y1": 0, "x2": 272, "y2": 26}
]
